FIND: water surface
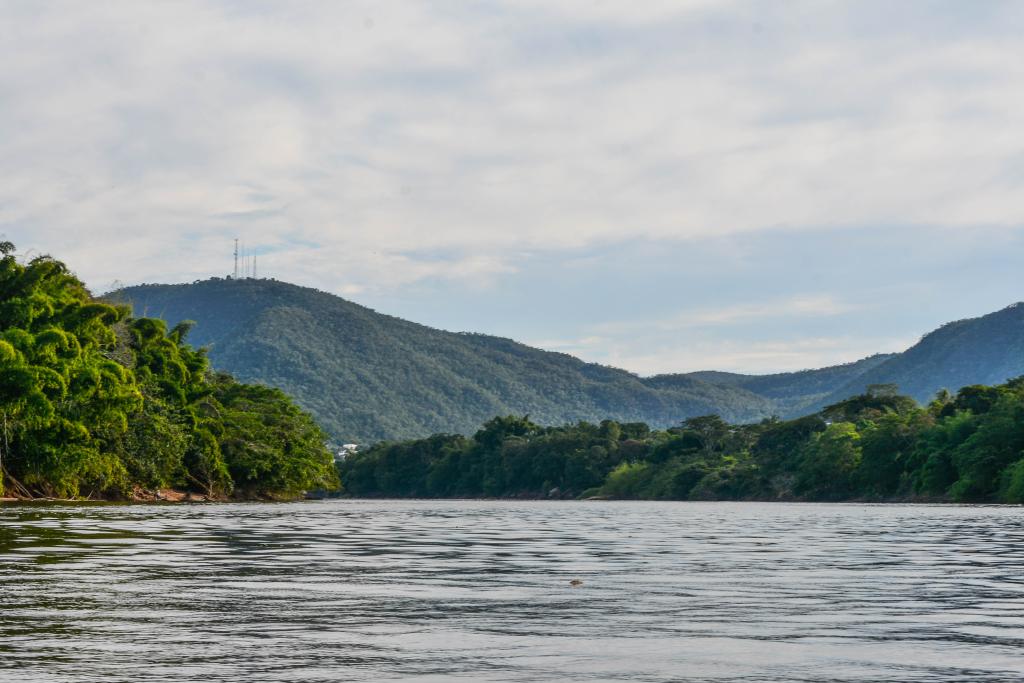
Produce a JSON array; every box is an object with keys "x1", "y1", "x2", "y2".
[{"x1": 2, "y1": 500, "x2": 1023, "y2": 682}]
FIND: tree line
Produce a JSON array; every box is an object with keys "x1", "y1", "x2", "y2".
[
  {"x1": 0, "y1": 243, "x2": 337, "y2": 500},
  {"x1": 339, "y1": 380, "x2": 1024, "y2": 503}
]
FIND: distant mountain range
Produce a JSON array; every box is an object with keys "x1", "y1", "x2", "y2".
[
  {"x1": 685, "y1": 301, "x2": 1024, "y2": 414},
  {"x1": 112, "y1": 279, "x2": 1024, "y2": 443}
]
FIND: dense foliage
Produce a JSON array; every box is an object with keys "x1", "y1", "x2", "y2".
[
  {"x1": 339, "y1": 380, "x2": 1024, "y2": 504},
  {"x1": 0, "y1": 245, "x2": 337, "y2": 500},
  {"x1": 115, "y1": 281, "x2": 1023, "y2": 444}
]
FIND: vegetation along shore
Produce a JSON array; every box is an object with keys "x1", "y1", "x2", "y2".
[
  {"x1": 3, "y1": 243, "x2": 1022, "y2": 504},
  {"x1": 0, "y1": 243, "x2": 337, "y2": 501},
  {"x1": 339, "y1": 380, "x2": 1024, "y2": 504}
]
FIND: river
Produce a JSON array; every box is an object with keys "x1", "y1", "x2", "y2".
[{"x1": 2, "y1": 500, "x2": 1023, "y2": 682}]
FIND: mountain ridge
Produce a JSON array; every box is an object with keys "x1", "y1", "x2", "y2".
[
  {"x1": 111, "y1": 279, "x2": 1024, "y2": 442},
  {"x1": 112, "y1": 278, "x2": 776, "y2": 441},
  {"x1": 814, "y1": 302, "x2": 1024, "y2": 409}
]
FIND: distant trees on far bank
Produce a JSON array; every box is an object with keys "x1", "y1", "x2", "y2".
[{"x1": 339, "y1": 377, "x2": 1024, "y2": 504}]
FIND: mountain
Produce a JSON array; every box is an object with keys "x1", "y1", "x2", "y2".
[
  {"x1": 677, "y1": 354, "x2": 896, "y2": 416},
  {"x1": 111, "y1": 279, "x2": 1024, "y2": 443},
  {"x1": 811, "y1": 302, "x2": 1024, "y2": 409},
  {"x1": 112, "y1": 278, "x2": 777, "y2": 442},
  {"x1": 687, "y1": 303, "x2": 1024, "y2": 416}
]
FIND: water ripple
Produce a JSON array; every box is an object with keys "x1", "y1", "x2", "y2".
[{"x1": 2, "y1": 501, "x2": 1024, "y2": 682}]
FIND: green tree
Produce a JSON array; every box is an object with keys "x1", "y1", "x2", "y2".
[
  {"x1": 680, "y1": 415, "x2": 730, "y2": 457},
  {"x1": 796, "y1": 422, "x2": 862, "y2": 500},
  {"x1": 0, "y1": 244, "x2": 338, "y2": 500}
]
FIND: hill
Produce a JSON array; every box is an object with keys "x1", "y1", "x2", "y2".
[
  {"x1": 112, "y1": 279, "x2": 1024, "y2": 443},
  {"x1": 674, "y1": 354, "x2": 896, "y2": 416},
  {"x1": 686, "y1": 303, "x2": 1024, "y2": 416},
  {"x1": 113, "y1": 279, "x2": 777, "y2": 442},
  {"x1": 812, "y1": 302, "x2": 1024, "y2": 409}
]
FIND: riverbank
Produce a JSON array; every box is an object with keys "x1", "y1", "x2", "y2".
[
  {"x1": 0, "y1": 490, "x2": 213, "y2": 504},
  {"x1": 322, "y1": 491, "x2": 960, "y2": 504},
  {"x1": 0, "y1": 487, "x2": 311, "y2": 504}
]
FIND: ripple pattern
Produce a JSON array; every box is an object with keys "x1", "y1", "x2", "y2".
[{"x1": 2, "y1": 500, "x2": 1024, "y2": 682}]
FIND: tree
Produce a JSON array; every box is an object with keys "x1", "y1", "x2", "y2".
[
  {"x1": 928, "y1": 388, "x2": 953, "y2": 416},
  {"x1": 855, "y1": 411, "x2": 932, "y2": 497},
  {"x1": 0, "y1": 242, "x2": 338, "y2": 500},
  {"x1": 867, "y1": 383, "x2": 900, "y2": 398},
  {"x1": 942, "y1": 385, "x2": 1005, "y2": 417},
  {"x1": 680, "y1": 415, "x2": 730, "y2": 457},
  {"x1": 796, "y1": 422, "x2": 862, "y2": 500},
  {"x1": 473, "y1": 415, "x2": 539, "y2": 450}
]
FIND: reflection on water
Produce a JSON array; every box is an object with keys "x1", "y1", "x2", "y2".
[{"x1": 2, "y1": 500, "x2": 1024, "y2": 682}]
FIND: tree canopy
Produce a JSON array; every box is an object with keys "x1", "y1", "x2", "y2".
[
  {"x1": 339, "y1": 379, "x2": 1024, "y2": 504},
  {"x1": 0, "y1": 247, "x2": 337, "y2": 499}
]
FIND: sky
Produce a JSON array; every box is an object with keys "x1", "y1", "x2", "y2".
[{"x1": 2, "y1": 1, "x2": 1023, "y2": 375}]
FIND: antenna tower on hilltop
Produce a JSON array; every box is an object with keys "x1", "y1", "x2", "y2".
[{"x1": 232, "y1": 238, "x2": 263, "y2": 280}]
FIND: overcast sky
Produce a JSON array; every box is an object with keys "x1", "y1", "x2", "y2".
[{"x1": 3, "y1": 1, "x2": 1023, "y2": 374}]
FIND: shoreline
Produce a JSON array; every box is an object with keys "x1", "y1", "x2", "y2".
[
  {"x1": 3, "y1": 495, "x2": 982, "y2": 506},
  {"x1": 0, "y1": 487, "x2": 311, "y2": 505}
]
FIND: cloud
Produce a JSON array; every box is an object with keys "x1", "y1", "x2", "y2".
[
  {"x1": 596, "y1": 336, "x2": 917, "y2": 376},
  {"x1": 5, "y1": 4, "x2": 1024, "y2": 270},
  {"x1": 525, "y1": 336, "x2": 609, "y2": 353},
  {"x1": 543, "y1": 294, "x2": 891, "y2": 374},
  {"x1": 2, "y1": 1, "x2": 1023, "y2": 372},
  {"x1": 368, "y1": 226, "x2": 1023, "y2": 374},
  {"x1": 684, "y1": 296, "x2": 855, "y2": 326},
  {"x1": 591, "y1": 295, "x2": 857, "y2": 335}
]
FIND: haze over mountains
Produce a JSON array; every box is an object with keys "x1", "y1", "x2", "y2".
[{"x1": 113, "y1": 279, "x2": 1024, "y2": 443}]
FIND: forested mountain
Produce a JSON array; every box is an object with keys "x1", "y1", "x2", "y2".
[
  {"x1": 813, "y1": 303, "x2": 1024, "y2": 408},
  {"x1": 113, "y1": 279, "x2": 1024, "y2": 444},
  {"x1": 676, "y1": 354, "x2": 896, "y2": 416},
  {"x1": 113, "y1": 279, "x2": 776, "y2": 442},
  {"x1": 689, "y1": 303, "x2": 1024, "y2": 416}
]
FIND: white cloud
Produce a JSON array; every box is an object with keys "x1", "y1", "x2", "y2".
[
  {"x1": 526, "y1": 336, "x2": 608, "y2": 352},
  {"x1": 5, "y1": 2, "x2": 1024, "y2": 289},
  {"x1": 589, "y1": 295, "x2": 856, "y2": 336},
  {"x1": 536, "y1": 294, "x2": 877, "y2": 373},
  {"x1": 2, "y1": 1, "x2": 1023, "y2": 372},
  {"x1": 663, "y1": 295, "x2": 855, "y2": 328},
  {"x1": 585, "y1": 336, "x2": 915, "y2": 376}
]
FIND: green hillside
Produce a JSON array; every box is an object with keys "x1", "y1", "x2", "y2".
[
  {"x1": 687, "y1": 304, "x2": 1024, "y2": 417},
  {"x1": 815, "y1": 303, "x2": 1024, "y2": 408},
  {"x1": 675, "y1": 354, "x2": 895, "y2": 416},
  {"x1": 113, "y1": 279, "x2": 777, "y2": 442},
  {"x1": 113, "y1": 279, "x2": 1024, "y2": 444}
]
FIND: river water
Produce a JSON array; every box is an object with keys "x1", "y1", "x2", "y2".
[{"x1": 2, "y1": 500, "x2": 1023, "y2": 682}]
